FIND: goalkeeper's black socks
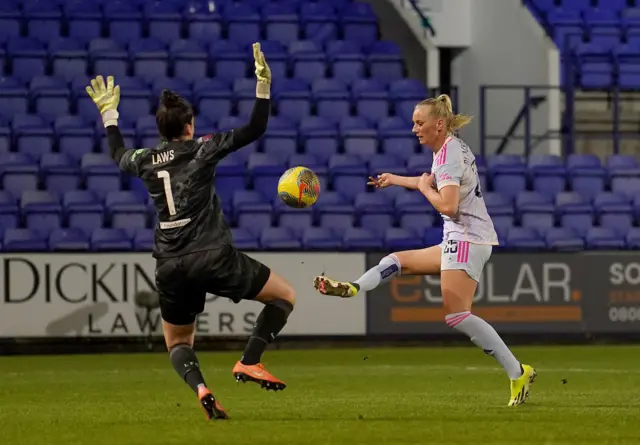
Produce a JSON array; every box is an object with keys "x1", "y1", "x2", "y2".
[
  {"x1": 170, "y1": 344, "x2": 207, "y2": 393},
  {"x1": 241, "y1": 299, "x2": 294, "y2": 365}
]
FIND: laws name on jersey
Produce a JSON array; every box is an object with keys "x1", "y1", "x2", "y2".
[{"x1": 152, "y1": 150, "x2": 175, "y2": 165}]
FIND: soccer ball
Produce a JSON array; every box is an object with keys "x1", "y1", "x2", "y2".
[{"x1": 277, "y1": 166, "x2": 321, "y2": 208}]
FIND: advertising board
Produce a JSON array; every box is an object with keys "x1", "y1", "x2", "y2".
[
  {"x1": 0, "y1": 253, "x2": 366, "y2": 337},
  {"x1": 366, "y1": 252, "x2": 584, "y2": 334}
]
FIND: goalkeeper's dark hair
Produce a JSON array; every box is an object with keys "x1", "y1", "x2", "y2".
[{"x1": 156, "y1": 89, "x2": 194, "y2": 141}]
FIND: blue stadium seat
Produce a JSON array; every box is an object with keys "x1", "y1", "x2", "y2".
[
  {"x1": 0, "y1": 153, "x2": 39, "y2": 196},
  {"x1": 264, "y1": 3, "x2": 300, "y2": 46},
  {"x1": 3, "y1": 228, "x2": 48, "y2": 251},
  {"x1": 424, "y1": 227, "x2": 444, "y2": 247},
  {"x1": 484, "y1": 192, "x2": 515, "y2": 230},
  {"x1": 232, "y1": 190, "x2": 272, "y2": 229},
  {"x1": 67, "y1": 201, "x2": 104, "y2": 236},
  {"x1": 277, "y1": 208, "x2": 314, "y2": 238},
  {"x1": 355, "y1": 193, "x2": 394, "y2": 236},
  {"x1": 290, "y1": 40, "x2": 328, "y2": 82},
  {"x1": 50, "y1": 39, "x2": 88, "y2": 82},
  {"x1": 170, "y1": 40, "x2": 209, "y2": 83},
  {"x1": 260, "y1": 227, "x2": 302, "y2": 250},
  {"x1": 341, "y1": 3, "x2": 379, "y2": 47},
  {"x1": 66, "y1": 1, "x2": 102, "y2": 41},
  {"x1": 105, "y1": 3, "x2": 143, "y2": 45},
  {"x1": 354, "y1": 82, "x2": 390, "y2": 121},
  {"x1": 384, "y1": 227, "x2": 424, "y2": 250},
  {"x1": 487, "y1": 155, "x2": 527, "y2": 200},
  {"x1": 231, "y1": 227, "x2": 260, "y2": 250},
  {"x1": 106, "y1": 191, "x2": 148, "y2": 238},
  {"x1": 545, "y1": 227, "x2": 585, "y2": 251},
  {"x1": 41, "y1": 153, "x2": 80, "y2": 195},
  {"x1": 586, "y1": 227, "x2": 626, "y2": 250},
  {"x1": 49, "y1": 228, "x2": 90, "y2": 251},
  {"x1": 505, "y1": 227, "x2": 546, "y2": 250},
  {"x1": 247, "y1": 153, "x2": 285, "y2": 201},
  {"x1": 21, "y1": 190, "x2": 62, "y2": 235},
  {"x1": 0, "y1": 191, "x2": 19, "y2": 237},
  {"x1": 130, "y1": 37, "x2": 169, "y2": 83},
  {"x1": 210, "y1": 39, "x2": 248, "y2": 80},
  {"x1": 343, "y1": 227, "x2": 383, "y2": 250},
  {"x1": 328, "y1": 155, "x2": 368, "y2": 200},
  {"x1": 555, "y1": 190, "x2": 594, "y2": 227},
  {"x1": 91, "y1": 228, "x2": 132, "y2": 252},
  {"x1": 81, "y1": 154, "x2": 121, "y2": 199},
  {"x1": 327, "y1": 40, "x2": 366, "y2": 83},
  {"x1": 368, "y1": 40, "x2": 404, "y2": 82},
  {"x1": 302, "y1": 227, "x2": 342, "y2": 250},
  {"x1": 368, "y1": 153, "x2": 406, "y2": 177},
  {"x1": 594, "y1": 192, "x2": 633, "y2": 237},
  {"x1": 301, "y1": 3, "x2": 338, "y2": 43},
  {"x1": 13, "y1": 114, "x2": 55, "y2": 161},
  {"x1": 626, "y1": 227, "x2": 640, "y2": 249},
  {"x1": 55, "y1": 115, "x2": 96, "y2": 163},
  {"x1": 226, "y1": 3, "x2": 261, "y2": 48},
  {"x1": 378, "y1": 117, "x2": 416, "y2": 162},
  {"x1": 274, "y1": 79, "x2": 312, "y2": 123},
  {"x1": 133, "y1": 228, "x2": 154, "y2": 251},
  {"x1": 528, "y1": 154, "x2": 567, "y2": 198},
  {"x1": 238, "y1": 210, "x2": 272, "y2": 235},
  {"x1": 516, "y1": 191, "x2": 555, "y2": 232},
  {"x1": 7, "y1": 37, "x2": 47, "y2": 82},
  {"x1": 0, "y1": 77, "x2": 28, "y2": 120},
  {"x1": 407, "y1": 154, "x2": 433, "y2": 175},
  {"x1": 186, "y1": 5, "x2": 222, "y2": 45},
  {"x1": 146, "y1": 2, "x2": 183, "y2": 45}
]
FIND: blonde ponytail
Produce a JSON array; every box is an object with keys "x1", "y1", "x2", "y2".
[{"x1": 418, "y1": 94, "x2": 472, "y2": 132}]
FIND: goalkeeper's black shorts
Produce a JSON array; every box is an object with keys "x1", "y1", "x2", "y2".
[{"x1": 154, "y1": 245, "x2": 271, "y2": 325}]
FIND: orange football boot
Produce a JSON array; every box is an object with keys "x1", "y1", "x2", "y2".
[
  {"x1": 232, "y1": 361, "x2": 287, "y2": 391},
  {"x1": 197, "y1": 386, "x2": 228, "y2": 420}
]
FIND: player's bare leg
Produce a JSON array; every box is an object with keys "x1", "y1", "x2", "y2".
[
  {"x1": 163, "y1": 321, "x2": 228, "y2": 420},
  {"x1": 232, "y1": 271, "x2": 294, "y2": 391},
  {"x1": 440, "y1": 269, "x2": 535, "y2": 407},
  {"x1": 314, "y1": 245, "x2": 442, "y2": 297}
]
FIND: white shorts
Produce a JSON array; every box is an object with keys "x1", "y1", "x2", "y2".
[{"x1": 439, "y1": 240, "x2": 492, "y2": 282}]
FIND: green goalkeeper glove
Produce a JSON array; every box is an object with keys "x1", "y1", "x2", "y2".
[
  {"x1": 86, "y1": 75, "x2": 121, "y2": 127},
  {"x1": 253, "y1": 42, "x2": 271, "y2": 99}
]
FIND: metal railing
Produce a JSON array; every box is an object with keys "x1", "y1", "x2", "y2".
[
  {"x1": 399, "y1": 0, "x2": 437, "y2": 38},
  {"x1": 479, "y1": 85, "x2": 564, "y2": 158}
]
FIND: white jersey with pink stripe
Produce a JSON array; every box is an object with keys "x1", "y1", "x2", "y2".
[{"x1": 431, "y1": 136, "x2": 499, "y2": 245}]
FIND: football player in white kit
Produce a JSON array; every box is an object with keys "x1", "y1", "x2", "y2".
[{"x1": 313, "y1": 95, "x2": 536, "y2": 407}]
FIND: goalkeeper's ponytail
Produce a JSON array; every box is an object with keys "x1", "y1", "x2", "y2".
[{"x1": 156, "y1": 89, "x2": 194, "y2": 141}]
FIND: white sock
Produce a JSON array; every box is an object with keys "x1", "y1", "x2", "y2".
[
  {"x1": 353, "y1": 255, "x2": 401, "y2": 292},
  {"x1": 446, "y1": 311, "x2": 523, "y2": 380}
]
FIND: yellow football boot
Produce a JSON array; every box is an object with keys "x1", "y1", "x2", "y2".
[{"x1": 508, "y1": 364, "x2": 537, "y2": 407}]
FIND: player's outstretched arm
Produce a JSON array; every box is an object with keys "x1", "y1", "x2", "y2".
[
  {"x1": 368, "y1": 173, "x2": 421, "y2": 190},
  {"x1": 228, "y1": 42, "x2": 272, "y2": 148},
  {"x1": 197, "y1": 43, "x2": 272, "y2": 161},
  {"x1": 86, "y1": 75, "x2": 128, "y2": 164}
]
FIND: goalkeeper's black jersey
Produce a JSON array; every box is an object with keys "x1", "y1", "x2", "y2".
[{"x1": 110, "y1": 98, "x2": 270, "y2": 259}]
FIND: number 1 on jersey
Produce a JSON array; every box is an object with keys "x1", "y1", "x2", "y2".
[{"x1": 157, "y1": 170, "x2": 176, "y2": 215}]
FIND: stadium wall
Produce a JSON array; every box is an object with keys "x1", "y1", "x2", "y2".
[
  {"x1": 448, "y1": 0, "x2": 561, "y2": 156},
  {"x1": 366, "y1": 0, "x2": 428, "y2": 82},
  {"x1": 2, "y1": 251, "x2": 640, "y2": 355}
]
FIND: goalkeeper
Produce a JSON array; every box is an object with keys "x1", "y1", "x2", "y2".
[{"x1": 86, "y1": 43, "x2": 295, "y2": 420}]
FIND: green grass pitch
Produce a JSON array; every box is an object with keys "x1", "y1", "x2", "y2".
[{"x1": 1, "y1": 345, "x2": 639, "y2": 444}]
